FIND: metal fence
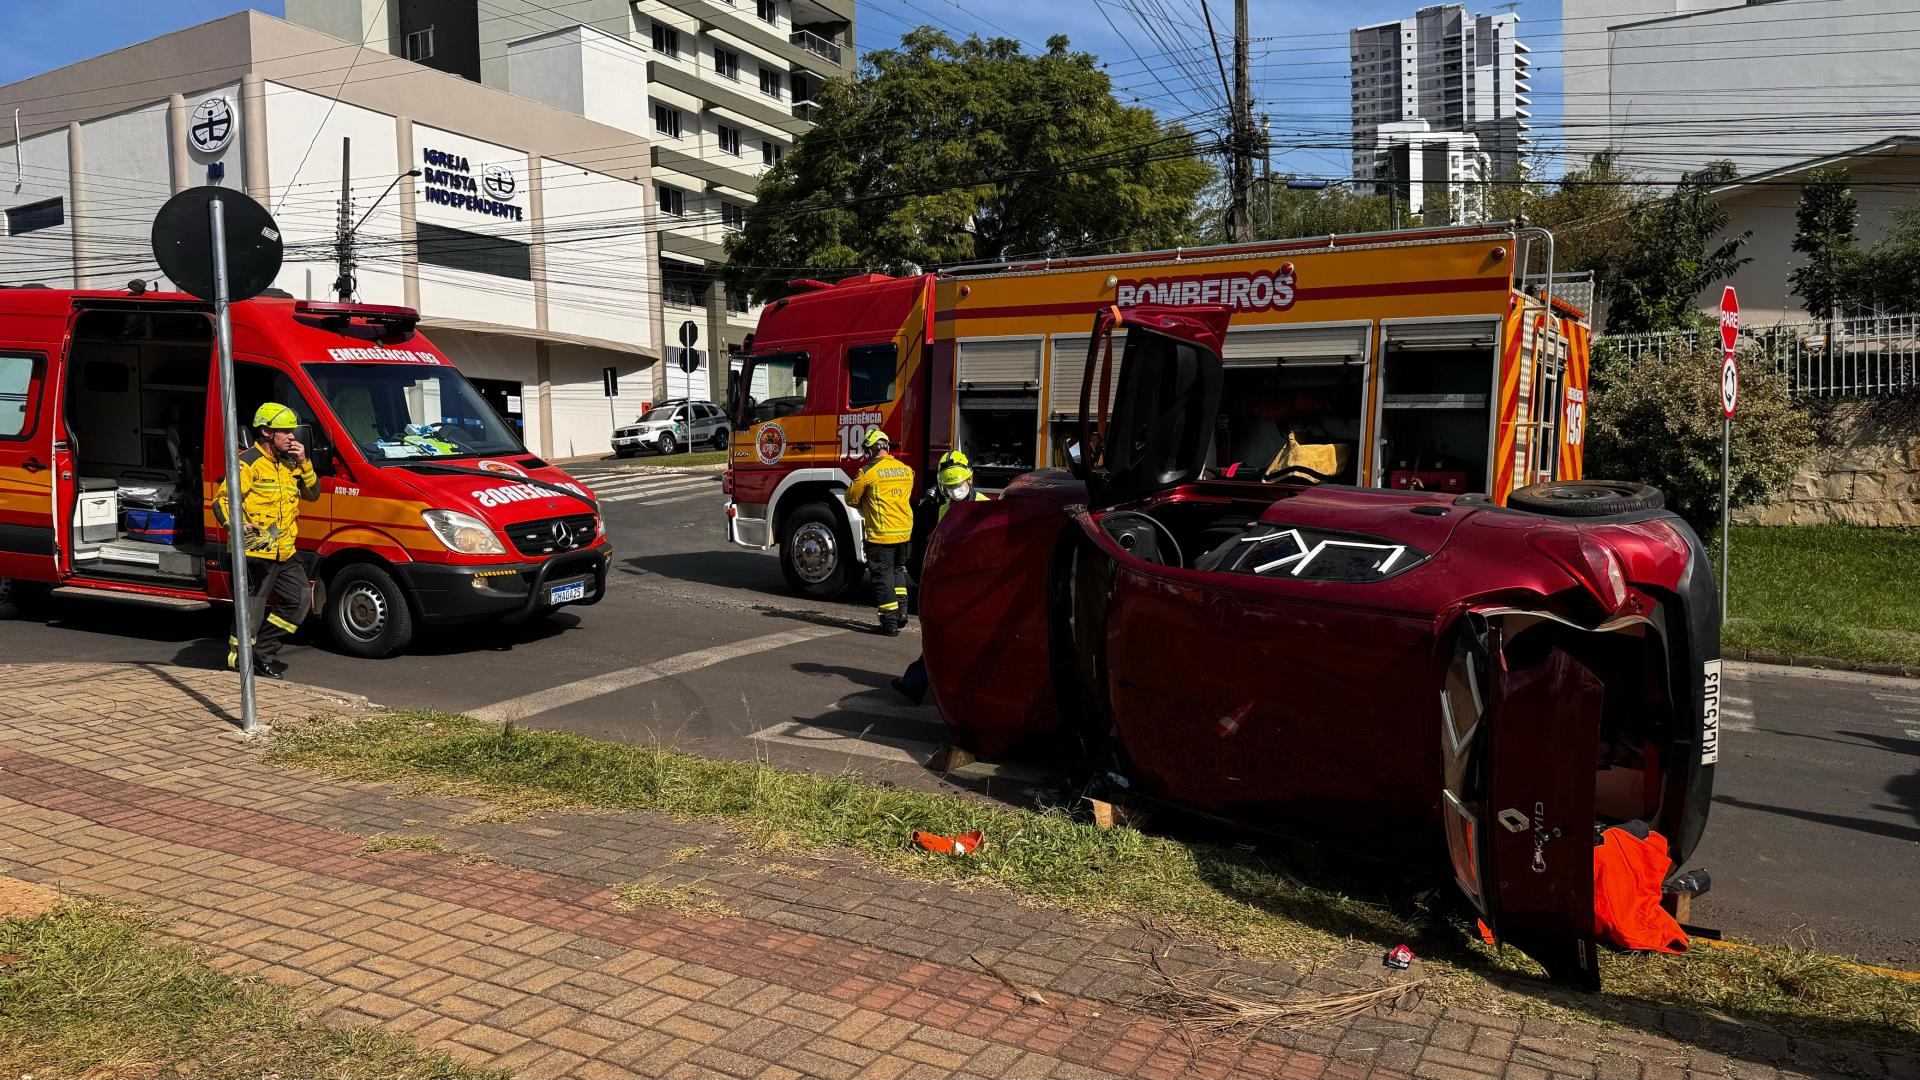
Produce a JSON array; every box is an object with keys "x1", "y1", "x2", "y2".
[{"x1": 1600, "y1": 314, "x2": 1920, "y2": 397}]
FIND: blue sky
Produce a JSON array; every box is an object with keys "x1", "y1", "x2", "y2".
[{"x1": 0, "y1": 1, "x2": 1565, "y2": 178}]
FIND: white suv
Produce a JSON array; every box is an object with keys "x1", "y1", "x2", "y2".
[{"x1": 611, "y1": 400, "x2": 730, "y2": 457}]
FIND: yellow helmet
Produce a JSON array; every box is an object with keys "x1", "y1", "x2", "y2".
[
  {"x1": 862, "y1": 427, "x2": 891, "y2": 452},
  {"x1": 936, "y1": 450, "x2": 972, "y2": 489},
  {"x1": 252, "y1": 402, "x2": 298, "y2": 431}
]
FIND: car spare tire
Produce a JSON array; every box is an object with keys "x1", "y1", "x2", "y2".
[{"x1": 1508, "y1": 480, "x2": 1665, "y2": 517}]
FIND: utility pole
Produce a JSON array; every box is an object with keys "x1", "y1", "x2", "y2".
[
  {"x1": 1229, "y1": 0, "x2": 1253, "y2": 242},
  {"x1": 333, "y1": 137, "x2": 354, "y2": 302},
  {"x1": 1388, "y1": 152, "x2": 1401, "y2": 230},
  {"x1": 1260, "y1": 114, "x2": 1272, "y2": 235}
]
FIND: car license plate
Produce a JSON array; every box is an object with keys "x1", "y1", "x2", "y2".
[
  {"x1": 1700, "y1": 659, "x2": 1722, "y2": 765},
  {"x1": 549, "y1": 580, "x2": 587, "y2": 604}
]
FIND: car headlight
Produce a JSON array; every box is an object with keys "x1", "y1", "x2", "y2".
[
  {"x1": 423, "y1": 510, "x2": 506, "y2": 555},
  {"x1": 594, "y1": 515, "x2": 606, "y2": 540}
]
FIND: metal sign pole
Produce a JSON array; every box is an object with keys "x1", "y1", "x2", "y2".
[
  {"x1": 1721, "y1": 413, "x2": 1731, "y2": 623},
  {"x1": 211, "y1": 197, "x2": 258, "y2": 733}
]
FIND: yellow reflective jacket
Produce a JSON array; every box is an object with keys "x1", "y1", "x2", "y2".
[
  {"x1": 845, "y1": 454, "x2": 915, "y2": 544},
  {"x1": 212, "y1": 444, "x2": 320, "y2": 561}
]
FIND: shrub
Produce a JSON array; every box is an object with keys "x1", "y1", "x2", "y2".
[{"x1": 1586, "y1": 329, "x2": 1813, "y2": 535}]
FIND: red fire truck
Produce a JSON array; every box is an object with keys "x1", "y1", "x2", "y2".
[{"x1": 724, "y1": 225, "x2": 1592, "y2": 597}]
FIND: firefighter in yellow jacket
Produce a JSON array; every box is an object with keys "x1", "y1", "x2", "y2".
[
  {"x1": 212, "y1": 402, "x2": 320, "y2": 678},
  {"x1": 844, "y1": 428, "x2": 915, "y2": 634}
]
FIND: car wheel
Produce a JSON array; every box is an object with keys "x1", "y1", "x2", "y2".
[
  {"x1": 780, "y1": 503, "x2": 852, "y2": 599},
  {"x1": 658, "y1": 432, "x2": 678, "y2": 456},
  {"x1": 0, "y1": 577, "x2": 48, "y2": 620},
  {"x1": 1508, "y1": 480, "x2": 1665, "y2": 517},
  {"x1": 325, "y1": 562, "x2": 415, "y2": 658},
  {"x1": 710, "y1": 428, "x2": 730, "y2": 451}
]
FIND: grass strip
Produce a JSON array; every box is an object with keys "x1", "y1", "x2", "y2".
[
  {"x1": 0, "y1": 901, "x2": 498, "y2": 1080},
  {"x1": 269, "y1": 711, "x2": 1920, "y2": 1046},
  {"x1": 1723, "y1": 525, "x2": 1920, "y2": 667}
]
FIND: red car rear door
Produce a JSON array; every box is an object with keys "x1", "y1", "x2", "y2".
[{"x1": 1477, "y1": 616, "x2": 1605, "y2": 989}]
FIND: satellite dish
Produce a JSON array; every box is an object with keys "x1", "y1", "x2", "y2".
[{"x1": 150, "y1": 186, "x2": 284, "y2": 303}]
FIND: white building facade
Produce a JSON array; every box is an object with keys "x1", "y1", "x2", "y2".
[
  {"x1": 1560, "y1": 0, "x2": 1920, "y2": 181},
  {"x1": 1351, "y1": 2, "x2": 1529, "y2": 203},
  {"x1": 0, "y1": 11, "x2": 663, "y2": 460},
  {"x1": 288, "y1": 0, "x2": 857, "y2": 405}
]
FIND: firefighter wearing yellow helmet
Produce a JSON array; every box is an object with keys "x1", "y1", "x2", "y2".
[
  {"x1": 212, "y1": 401, "x2": 321, "y2": 678},
  {"x1": 843, "y1": 426, "x2": 915, "y2": 634}
]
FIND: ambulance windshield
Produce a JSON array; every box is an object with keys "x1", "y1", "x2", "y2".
[{"x1": 305, "y1": 364, "x2": 523, "y2": 461}]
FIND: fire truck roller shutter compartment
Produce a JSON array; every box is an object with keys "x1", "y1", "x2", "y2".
[
  {"x1": 955, "y1": 336, "x2": 1042, "y2": 490},
  {"x1": 1376, "y1": 319, "x2": 1500, "y2": 497},
  {"x1": 1046, "y1": 334, "x2": 1091, "y2": 468},
  {"x1": 1215, "y1": 324, "x2": 1369, "y2": 485}
]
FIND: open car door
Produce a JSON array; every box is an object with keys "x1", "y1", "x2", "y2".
[
  {"x1": 1073, "y1": 305, "x2": 1229, "y2": 507},
  {"x1": 1461, "y1": 615, "x2": 1605, "y2": 989}
]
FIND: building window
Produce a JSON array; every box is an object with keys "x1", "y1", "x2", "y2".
[
  {"x1": 416, "y1": 221, "x2": 532, "y2": 281},
  {"x1": 653, "y1": 104, "x2": 682, "y2": 138},
  {"x1": 651, "y1": 21, "x2": 680, "y2": 57},
  {"x1": 757, "y1": 0, "x2": 779, "y2": 25},
  {"x1": 5, "y1": 198, "x2": 63, "y2": 236},
  {"x1": 717, "y1": 124, "x2": 741, "y2": 155},
  {"x1": 721, "y1": 201, "x2": 747, "y2": 231},
  {"x1": 758, "y1": 66, "x2": 782, "y2": 99},
  {"x1": 663, "y1": 275, "x2": 704, "y2": 308},
  {"x1": 656, "y1": 184, "x2": 686, "y2": 217},
  {"x1": 404, "y1": 26, "x2": 435, "y2": 62},
  {"x1": 761, "y1": 141, "x2": 785, "y2": 167},
  {"x1": 725, "y1": 290, "x2": 751, "y2": 315},
  {"x1": 713, "y1": 46, "x2": 739, "y2": 80}
]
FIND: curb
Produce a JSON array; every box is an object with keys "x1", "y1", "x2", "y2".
[{"x1": 1727, "y1": 646, "x2": 1920, "y2": 680}]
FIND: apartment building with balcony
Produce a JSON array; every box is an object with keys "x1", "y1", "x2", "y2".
[
  {"x1": 1350, "y1": 3, "x2": 1528, "y2": 206},
  {"x1": 287, "y1": 0, "x2": 856, "y2": 404}
]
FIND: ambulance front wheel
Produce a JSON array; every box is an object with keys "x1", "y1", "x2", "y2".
[
  {"x1": 325, "y1": 562, "x2": 416, "y2": 659},
  {"x1": 780, "y1": 503, "x2": 852, "y2": 600}
]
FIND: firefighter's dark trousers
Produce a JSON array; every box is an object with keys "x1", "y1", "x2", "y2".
[
  {"x1": 230, "y1": 557, "x2": 310, "y2": 666},
  {"x1": 866, "y1": 539, "x2": 910, "y2": 630}
]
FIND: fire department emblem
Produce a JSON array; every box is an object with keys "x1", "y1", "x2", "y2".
[
  {"x1": 476, "y1": 459, "x2": 525, "y2": 477},
  {"x1": 755, "y1": 424, "x2": 786, "y2": 465}
]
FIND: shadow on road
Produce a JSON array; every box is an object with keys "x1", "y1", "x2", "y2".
[
  {"x1": 791, "y1": 661, "x2": 895, "y2": 691},
  {"x1": 1713, "y1": 793, "x2": 1920, "y2": 844},
  {"x1": 621, "y1": 551, "x2": 786, "y2": 591}
]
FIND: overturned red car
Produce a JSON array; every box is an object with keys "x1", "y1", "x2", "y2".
[{"x1": 918, "y1": 305, "x2": 1720, "y2": 988}]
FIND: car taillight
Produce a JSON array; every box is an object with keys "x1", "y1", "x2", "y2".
[
  {"x1": 1529, "y1": 530, "x2": 1629, "y2": 614},
  {"x1": 723, "y1": 469, "x2": 734, "y2": 495}
]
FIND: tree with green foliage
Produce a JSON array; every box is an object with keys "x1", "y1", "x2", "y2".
[
  {"x1": 722, "y1": 30, "x2": 1214, "y2": 301},
  {"x1": 1585, "y1": 330, "x2": 1812, "y2": 535},
  {"x1": 1788, "y1": 167, "x2": 1863, "y2": 321},
  {"x1": 1600, "y1": 162, "x2": 1750, "y2": 334},
  {"x1": 1237, "y1": 179, "x2": 1391, "y2": 241},
  {"x1": 1514, "y1": 152, "x2": 1639, "y2": 288}
]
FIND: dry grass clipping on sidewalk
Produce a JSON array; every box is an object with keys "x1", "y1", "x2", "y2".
[
  {"x1": 1123, "y1": 952, "x2": 1426, "y2": 1035},
  {"x1": 0, "y1": 901, "x2": 499, "y2": 1080},
  {"x1": 268, "y1": 710, "x2": 1920, "y2": 1048}
]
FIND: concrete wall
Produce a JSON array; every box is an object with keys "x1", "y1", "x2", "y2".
[
  {"x1": 284, "y1": 0, "x2": 391, "y2": 49},
  {"x1": 1560, "y1": 1, "x2": 1724, "y2": 170},
  {"x1": 1605, "y1": 0, "x2": 1920, "y2": 181},
  {"x1": 1737, "y1": 399, "x2": 1920, "y2": 526},
  {"x1": 0, "y1": 128, "x2": 76, "y2": 288},
  {"x1": 540, "y1": 157, "x2": 654, "y2": 350},
  {"x1": 262, "y1": 82, "x2": 406, "y2": 306},
  {"x1": 476, "y1": 0, "x2": 631, "y2": 91},
  {"x1": 410, "y1": 122, "x2": 537, "y2": 328}
]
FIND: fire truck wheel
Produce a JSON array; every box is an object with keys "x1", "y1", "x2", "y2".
[
  {"x1": 1508, "y1": 480, "x2": 1665, "y2": 517},
  {"x1": 325, "y1": 562, "x2": 415, "y2": 658},
  {"x1": 780, "y1": 503, "x2": 852, "y2": 599}
]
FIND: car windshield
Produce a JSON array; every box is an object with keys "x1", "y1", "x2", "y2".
[
  {"x1": 304, "y1": 362, "x2": 524, "y2": 461},
  {"x1": 639, "y1": 407, "x2": 679, "y2": 423}
]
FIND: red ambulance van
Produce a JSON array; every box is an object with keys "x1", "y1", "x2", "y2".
[{"x1": 0, "y1": 288, "x2": 609, "y2": 657}]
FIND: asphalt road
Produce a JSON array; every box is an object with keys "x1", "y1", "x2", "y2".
[{"x1": 2, "y1": 461, "x2": 1914, "y2": 966}]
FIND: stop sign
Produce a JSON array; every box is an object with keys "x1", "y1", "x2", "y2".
[{"x1": 1719, "y1": 286, "x2": 1739, "y2": 356}]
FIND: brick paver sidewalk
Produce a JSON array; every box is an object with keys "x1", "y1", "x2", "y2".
[{"x1": 1, "y1": 662, "x2": 1912, "y2": 1080}]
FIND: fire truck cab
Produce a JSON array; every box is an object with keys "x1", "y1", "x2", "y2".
[
  {"x1": 0, "y1": 288, "x2": 610, "y2": 657},
  {"x1": 725, "y1": 226, "x2": 1592, "y2": 598}
]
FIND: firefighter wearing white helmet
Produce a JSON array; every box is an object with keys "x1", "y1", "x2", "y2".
[
  {"x1": 211, "y1": 401, "x2": 320, "y2": 678},
  {"x1": 843, "y1": 426, "x2": 915, "y2": 634}
]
